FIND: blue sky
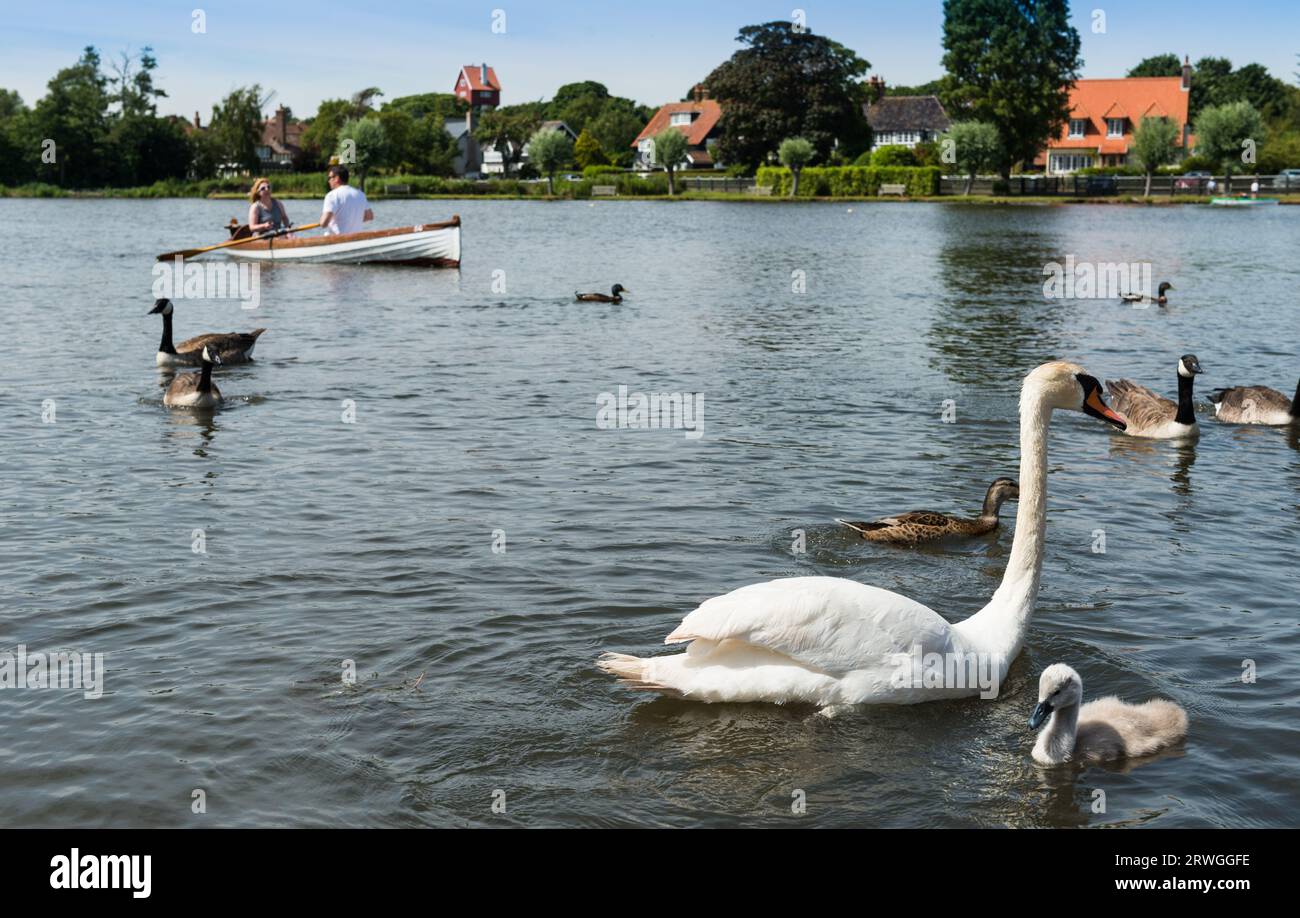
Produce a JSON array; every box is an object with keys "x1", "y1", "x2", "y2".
[{"x1": 2, "y1": 0, "x2": 1297, "y2": 118}]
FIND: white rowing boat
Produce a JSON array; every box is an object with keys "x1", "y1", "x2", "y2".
[{"x1": 192, "y1": 216, "x2": 461, "y2": 266}]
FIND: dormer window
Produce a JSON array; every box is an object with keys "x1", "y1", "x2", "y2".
[
  {"x1": 1068, "y1": 119, "x2": 1086, "y2": 138},
  {"x1": 1106, "y1": 117, "x2": 1125, "y2": 137},
  {"x1": 670, "y1": 112, "x2": 694, "y2": 126}
]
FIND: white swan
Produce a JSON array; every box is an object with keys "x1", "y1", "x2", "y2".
[
  {"x1": 598, "y1": 361, "x2": 1128, "y2": 706},
  {"x1": 1029, "y1": 663, "x2": 1188, "y2": 765}
]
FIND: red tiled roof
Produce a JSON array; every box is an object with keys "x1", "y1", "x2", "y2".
[
  {"x1": 1049, "y1": 77, "x2": 1190, "y2": 155},
  {"x1": 632, "y1": 100, "x2": 722, "y2": 147},
  {"x1": 461, "y1": 65, "x2": 500, "y2": 92}
]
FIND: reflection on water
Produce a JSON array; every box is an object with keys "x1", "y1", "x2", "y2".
[{"x1": 1, "y1": 198, "x2": 1298, "y2": 827}]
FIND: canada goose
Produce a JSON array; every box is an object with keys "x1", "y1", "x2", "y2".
[
  {"x1": 150, "y1": 298, "x2": 266, "y2": 367},
  {"x1": 1105, "y1": 354, "x2": 1203, "y2": 439},
  {"x1": 1208, "y1": 378, "x2": 1300, "y2": 426},
  {"x1": 163, "y1": 344, "x2": 223, "y2": 408},
  {"x1": 836, "y1": 477, "x2": 1019, "y2": 543},
  {"x1": 1120, "y1": 281, "x2": 1173, "y2": 306},
  {"x1": 1029, "y1": 663, "x2": 1188, "y2": 765},
  {"x1": 597, "y1": 362, "x2": 1127, "y2": 706},
  {"x1": 575, "y1": 284, "x2": 627, "y2": 303}
]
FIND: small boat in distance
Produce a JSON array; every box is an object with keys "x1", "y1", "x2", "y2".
[
  {"x1": 190, "y1": 216, "x2": 462, "y2": 267},
  {"x1": 1210, "y1": 196, "x2": 1279, "y2": 207}
]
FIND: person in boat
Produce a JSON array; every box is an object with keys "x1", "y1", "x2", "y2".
[
  {"x1": 247, "y1": 178, "x2": 292, "y2": 235},
  {"x1": 321, "y1": 165, "x2": 374, "y2": 236}
]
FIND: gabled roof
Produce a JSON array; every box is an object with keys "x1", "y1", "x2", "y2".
[
  {"x1": 1049, "y1": 77, "x2": 1190, "y2": 153},
  {"x1": 864, "y1": 95, "x2": 951, "y2": 133},
  {"x1": 538, "y1": 120, "x2": 577, "y2": 139},
  {"x1": 460, "y1": 65, "x2": 500, "y2": 92},
  {"x1": 632, "y1": 100, "x2": 722, "y2": 147}
]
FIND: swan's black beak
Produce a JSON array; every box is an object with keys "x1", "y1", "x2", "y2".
[
  {"x1": 1079, "y1": 376, "x2": 1126, "y2": 430},
  {"x1": 1029, "y1": 701, "x2": 1053, "y2": 729}
]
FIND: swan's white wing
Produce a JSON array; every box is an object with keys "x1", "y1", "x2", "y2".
[{"x1": 665, "y1": 576, "x2": 957, "y2": 676}]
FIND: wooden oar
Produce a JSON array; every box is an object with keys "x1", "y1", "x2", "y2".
[{"x1": 156, "y1": 222, "x2": 322, "y2": 261}]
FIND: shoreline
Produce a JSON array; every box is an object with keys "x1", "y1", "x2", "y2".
[{"x1": 6, "y1": 189, "x2": 1299, "y2": 206}]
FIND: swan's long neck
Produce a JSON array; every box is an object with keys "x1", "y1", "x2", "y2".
[
  {"x1": 1035, "y1": 703, "x2": 1079, "y2": 764},
  {"x1": 956, "y1": 388, "x2": 1051, "y2": 660}
]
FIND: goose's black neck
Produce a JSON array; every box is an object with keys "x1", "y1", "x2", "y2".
[
  {"x1": 159, "y1": 311, "x2": 177, "y2": 354},
  {"x1": 198, "y1": 359, "x2": 213, "y2": 393},
  {"x1": 1290, "y1": 378, "x2": 1300, "y2": 417},
  {"x1": 1175, "y1": 371, "x2": 1197, "y2": 425}
]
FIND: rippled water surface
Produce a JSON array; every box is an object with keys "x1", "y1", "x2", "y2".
[{"x1": 2, "y1": 197, "x2": 1298, "y2": 827}]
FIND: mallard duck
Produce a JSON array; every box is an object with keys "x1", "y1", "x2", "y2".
[
  {"x1": 1120, "y1": 281, "x2": 1173, "y2": 306},
  {"x1": 163, "y1": 344, "x2": 224, "y2": 408},
  {"x1": 596, "y1": 363, "x2": 1127, "y2": 706},
  {"x1": 150, "y1": 298, "x2": 266, "y2": 367},
  {"x1": 575, "y1": 284, "x2": 628, "y2": 303},
  {"x1": 1105, "y1": 354, "x2": 1203, "y2": 438},
  {"x1": 1029, "y1": 663, "x2": 1188, "y2": 765},
  {"x1": 835, "y1": 477, "x2": 1020, "y2": 543},
  {"x1": 1208, "y1": 378, "x2": 1299, "y2": 426}
]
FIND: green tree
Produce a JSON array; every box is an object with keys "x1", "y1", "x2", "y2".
[
  {"x1": 870, "y1": 144, "x2": 918, "y2": 167},
  {"x1": 476, "y1": 108, "x2": 542, "y2": 175},
  {"x1": 940, "y1": 0, "x2": 1081, "y2": 178},
  {"x1": 588, "y1": 106, "x2": 645, "y2": 167},
  {"x1": 704, "y1": 20, "x2": 870, "y2": 169},
  {"x1": 31, "y1": 47, "x2": 112, "y2": 186},
  {"x1": 528, "y1": 127, "x2": 574, "y2": 194},
  {"x1": 1194, "y1": 101, "x2": 1265, "y2": 177},
  {"x1": 1127, "y1": 54, "x2": 1182, "y2": 78},
  {"x1": 652, "y1": 128, "x2": 689, "y2": 195},
  {"x1": 107, "y1": 46, "x2": 167, "y2": 119},
  {"x1": 777, "y1": 136, "x2": 814, "y2": 196},
  {"x1": 0, "y1": 90, "x2": 34, "y2": 185},
  {"x1": 941, "y1": 120, "x2": 1001, "y2": 194},
  {"x1": 573, "y1": 129, "x2": 608, "y2": 169},
  {"x1": 1130, "y1": 116, "x2": 1180, "y2": 196},
  {"x1": 337, "y1": 116, "x2": 389, "y2": 190},
  {"x1": 207, "y1": 86, "x2": 266, "y2": 175}
]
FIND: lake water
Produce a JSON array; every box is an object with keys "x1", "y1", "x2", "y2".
[{"x1": 2, "y1": 197, "x2": 1297, "y2": 827}]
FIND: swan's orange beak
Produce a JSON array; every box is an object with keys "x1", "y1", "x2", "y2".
[{"x1": 1083, "y1": 387, "x2": 1126, "y2": 430}]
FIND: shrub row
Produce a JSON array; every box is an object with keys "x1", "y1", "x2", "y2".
[{"x1": 756, "y1": 165, "x2": 941, "y2": 197}]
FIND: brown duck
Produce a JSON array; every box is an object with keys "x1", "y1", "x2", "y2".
[
  {"x1": 837, "y1": 478, "x2": 1020, "y2": 543},
  {"x1": 575, "y1": 284, "x2": 628, "y2": 303}
]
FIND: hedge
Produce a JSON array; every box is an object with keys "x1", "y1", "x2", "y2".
[{"x1": 756, "y1": 165, "x2": 941, "y2": 197}]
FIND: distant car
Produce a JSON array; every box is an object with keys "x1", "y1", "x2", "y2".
[
  {"x1": 1085, "y1": 175, "x2": 1118, "y2": 195},
  {"x1": 1276, "y1": 168, "x2": 1300, "y2": 189},
  {"x1": 1174, "y1": 170, "x2": 1211, "y2": 191},
  {"x1": 561, "y1": 174, "x2": 583, "y2": 182}
]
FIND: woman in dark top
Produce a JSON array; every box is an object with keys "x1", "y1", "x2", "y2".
[{"x1": 247, "y1": 178, "x2": 291, "y2": 234}]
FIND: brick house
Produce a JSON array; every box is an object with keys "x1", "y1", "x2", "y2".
[{"x1": 631, "y1": 86, "x2": 723, "y2": 170}]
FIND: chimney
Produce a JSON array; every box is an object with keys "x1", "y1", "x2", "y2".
[
  {"x1": 692, "y1": 83, "x2": 705, "y2": 102},
  {"x1": 481, "y1": 63, "x2": 489, "y2": 88},
  {"x1": 277, "y1": 104, "x2": 288, "y2": 144},
  {"x1": 868, "y1": 75, "x2": 886, "y2": 103},
  {"x1": 193, "y1": 111, "x2": 201, "y2": 129},
  {"x1": 1181, "y1": 55, "x2": 1191, "y2": 92}
]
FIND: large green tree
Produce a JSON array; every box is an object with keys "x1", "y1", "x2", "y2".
[
  {"x1": 1194, "y1": 101, "x2": 1265, "y2": 176},
  {"x1": 940, "y1": 0, "x2": 1081, "y2": 178},
  {"x1": 941, "y1": 120, "x2": 1002, "y2": 194},
  {"x1": 31, "y1": 47, "x2": 112, "y2": 186},
  {"x1": 704, "y1": 20, "x2": 870, "y2": 169},
  {"x1": 1130, "y1": 116, "x2": 1180, "y2": 196},
  {"x1": 337, "y1": 116, "x2": 389, "y2": 189},
  {"x1": 206, "y1": 85, "x2": 267, "y2": 174},
  {"x1": 1127, "y1": 54, "x2": 1182, "y2": 79},
  {"x1": 528, "y1": 127, "x2": 574, "y2": 194},
  {"x1": 475, "y1": 108, "x2": 543, "y2": 175}
]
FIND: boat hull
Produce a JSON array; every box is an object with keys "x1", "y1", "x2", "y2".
[
  {"x1": 194, "y1": 217, "x2": 461, "y2": 266},
  {"x1": 1209, "y1": 197, "x2": 1279, "y2": 207}
]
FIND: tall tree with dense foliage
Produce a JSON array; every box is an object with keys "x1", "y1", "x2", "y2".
[
  {"x1": 1194, "y1": 101, "x2": 1265, "y2": 177},
  {"x1": 1127, "y1": 54, "x2": 1182, "y2": 79},
  {"x1": 207, "y1": 86, "x2": 267, "y2": 175},
  {"x1": 777, "y1": 137, "x2": 814, "y2": 196},
  {"x1": 704, "y1": 21, "x2": 870, "y2": 169},
  {"x1": 476, "y1": 108, "x2": 542, "y2": 175},
  {"x1": 1130, "y1": 116, "x2": 1180, "y2": 196},
  {"x1": 652, "y1": 128, "x2": 689, "y2": 195},
  {"x1": 573, "y1": 129, "x2": 608, "y2": 169},
  {"x1": 528, "y1": 127, "x2": 574, "y2": 195},
  {"x1": 31, "y1": 47, "x2": 112, "y2": 186},
  {"x1": 337, "y1": 116, "x2": 389, "y2": 190},
  {"x1": 941, "y1": 121, "x2": 1002, "y2": 194},
  {"x1": 940, "y1": 0, "x2": 1081, "y2": 179}
]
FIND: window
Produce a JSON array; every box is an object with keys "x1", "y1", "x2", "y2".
[
  {"x1": 670, "y1": 112, "x2": 693, "y2": 126},
  {"x1": 1106, "y1": 118, "x2": 1125, "y2": 137},
  {"x1": 1068, "y1": 119, "x2": 1086, "y2": 138}
]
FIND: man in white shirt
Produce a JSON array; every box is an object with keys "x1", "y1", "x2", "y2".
[{"x1": 320, "y1": 165, "x2": 374, "y2": 235}]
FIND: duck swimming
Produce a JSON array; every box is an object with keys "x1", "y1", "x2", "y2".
[
  {"x1": 575, "y1": 284, "x2": 628, "y2": 303},
  {"x1": 1120, "y1": 281, "x2": 1173, "y2": 306},
  {"x1": 1208, "y1": 377, "x2": 1300, "y2": 426},
  {"x1": 1029, "y1": 663, "x2": 1188, "y2": 765},
  {"x1": 150, "y1": 298, "x2": 266, "y2": 367},
  {"x1": 163, "y1": 344, "x2": 224, "y2": 408},
  {"x1": 1105, "y1": 354, "x2": 1203, "y2": 439},
  {"x1": 836, "y1": 477, "x2": 1019, "y2": 543}
]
